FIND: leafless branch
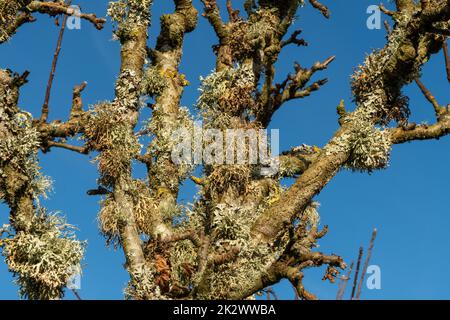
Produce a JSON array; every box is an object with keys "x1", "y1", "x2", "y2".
[
  {"x1": 351, "y1": 247, "x2": 363, "y2": 300},
  {"x1": 356, "y1": 229, "x2": 378, "y2": 300},
  {"x1": 40, "y1": 0, "x2": 72, "y2": 123}
]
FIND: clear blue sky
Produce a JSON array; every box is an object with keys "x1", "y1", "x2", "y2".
[{"x1": 1, "y1": 0, "x2": 449, "y2": 300}]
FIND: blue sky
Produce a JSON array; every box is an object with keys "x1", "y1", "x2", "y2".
[{"x1": 1, "y1": 0, "x2": 449, "y2": 300}]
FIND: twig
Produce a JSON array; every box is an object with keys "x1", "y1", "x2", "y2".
[
  {"x1": 281, "y1": 29, "x2": 308, "y2": 48},
  {"x1": 46, "y1": 140, "x2": 89, "y2": 154},
  {"x1": 415, "y1": 78, "x2": 442, "y2": 117},
  {"x1": 265, "y1": 287, "x2": 278, "y2": 300},
  {"x1": 40, "y1": 0, "x2": 72, "y2": 123},
  {"x1": 443, "y1": 40, "x2": 450, "y2": 83},
  {"x1": 384, "y1": 20, "x2": 392, "y2": 36},
  {"x1": 71, "y1": 288, "x2": 82, "y2": 300},
  {"x1": 309, "y1": 0, "x2": 330, "y2": 18},
  {"x1": 27, "y1": 1, "x2": 106, "y2": 29},
  {"x1": 379, "y1": 4, "x2": 395, "y2": 16},
  {"x1": 336, "y1": 261, "x2": 354, "y2": 300},
  {"x1": 356, "y1": 229, "x2": 378, "y2": 300},
  {"x1": 225, "y1": 0, "x2": 239, "y2": 22},
  {"x1": 350, "y1": 247, "x2": 363, "y2": 300}
]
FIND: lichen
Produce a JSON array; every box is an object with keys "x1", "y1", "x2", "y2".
[
  {"x1": 197, "y1": 64, "x2": 255, "y2": 128},
  {"x1": 0, "y1": 70, "x2": 51, "y2": 201},
  {"x1": 124, "y1": 264, "x2": 162, "y2": 299},
  {"x1": 1, "y1": 209, "x2": 85, "y2": 300},
  {"x1": 326, "y1": 112, "x2": 392, "y2": 172},
  {"x1": 107, "y1": 0, "x2": 153, "y2": 40},
  {"x1": 146, "y1": 105, "x2": 195, "y2": 189},
  {"x1": 141, "y1": 66, "x2": 168, "y2": 97},
  {"x1": 98, "y1": 179, "x2": 157, "y2": 245},
  {"x1": 84, "y1": 102, "x2": 141, "y2": 187}
]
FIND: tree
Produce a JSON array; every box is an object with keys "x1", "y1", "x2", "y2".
[{"x1": 0, "y1": 0, "x2": 449, "y2": 300}]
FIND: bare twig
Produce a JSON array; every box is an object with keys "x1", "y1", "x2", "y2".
[
  {"x1": 384, "y1": 20, "x2": 392, "y2": 36},
  {"x1": 356, "y1": 229, "x2": 378, "y2": 300},
  {"x1": 351, "y1": 247, "x2": 363, "y2": 300},
  {"x1": 336, "y1": 261, "x2": 354, "y2": 300},
  {"x1": 443, "y1": 40, "x2": 450, "y2": 83},
  {"x1": 309, "y1": 0, "x2": 330, "y2": 18},
  {"x1": 40, "y1": 0, "x2": 72, "y2": 123},
  {"x1": 379, "y1": 4, "x2": 395, "y2": 16},
  {"x1": 46, "y1": 140, "x2": 89, "y2": 154},
  {"x1": 415, "y1": 78, "x2": 442, "y2": 117},
  {"x1": 71, "y1": 288, "x2": 82, "y2": 300},
  {"x1": 265, "y1": 287, "x2": 278, "y2": 300},
  {"x1": 225, "y1": 0, "x2": 239, "y2": 22},
  {"x1": 281, "y1": 29, "x2": 308, "y2": 48}
]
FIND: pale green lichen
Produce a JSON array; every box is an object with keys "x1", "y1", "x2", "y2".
[
  {"x1": 141, "y1": 66, "x2": 168, "y2": 97},
  {"x1": 124, "y1": 264, "x2": 161, "y2": 300},
  {"x1": 193, "y1": 199, "x2": 286, "y2": 299},
  {"x1": 98, "y1": 179, "x2": 157, "y2": 246},
  {"x1": 107, "y1": 0, "x2": 153, "y2": 40},
  {"x1": 84, "y1": 102, "x2": 141, "y2": 186},
  {"x1": 197, "y1": 64, "x2": 255, "y2": 128},
  {"x1": 1, "y1": 210, "x2": 85, "y2": 300},
  {"x1": 0, "y1": 70, "x2": 51, "y2": 201},
  {"x1": 325, "y1": 113, "x2": 392, "y2": 172},
  {"x1": 146, "y1": 105, "x2": 195, "y2": 188}
]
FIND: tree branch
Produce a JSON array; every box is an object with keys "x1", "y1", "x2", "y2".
[
  {"x1": 444, "y1": 40, "x2": 450, "y2": 82},
  {"x1": 27, "y1": 1, "x2": 106, "y2": 29},
  {"x1": 40, "y1": 0, "x2": 72, "y2": 123}
]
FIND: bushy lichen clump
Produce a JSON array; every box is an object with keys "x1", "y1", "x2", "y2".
[
  {"x1": 0, "y1": 111, "x2": 51, "y2": 200},
  {"x1": 1, "y1": 210, "x2": 85, "y2": 300},
  {"x1": 326, "y1": 111, "x2": 392, "y2": 172},
  {"x1": 99, "y1": 180, "x2": 157, "y2": 245},
  {"x1": 194, "y1": 200, "x2": 287, "y2": 299},
  {"x1": 325, "y1": 13, "x2": 428, "y2": 172},
  {"x1": 346, "y1": 123, "x2": 392, "y2": 172},
  {"x1": 141, "y1": 66, "x2": 168, "y2": 98},
  {"x1": 228, "y1": 8, "x2": 279, "y2": 61},
  {"x1": 197, "y1": 64, "x2": 255, "y2": 128},
  {"x1": 146, "y1": 105, "x2": 195, "y2": 188},
  {"x1": 206, "y1": 165, "x2": 251, "y2": 200},
  {"x1": 84, "y1": 102, "x2": 141, "y2": 187},
  {"x1": 107, "y1": 0, "x2": 153, "y2": 40},
  {"x1": 351, "y1": 12, "x2": 420, "y2": 125},
  {"x1": 124, "y1": 264, "x2": 161, "y2": 299}
]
